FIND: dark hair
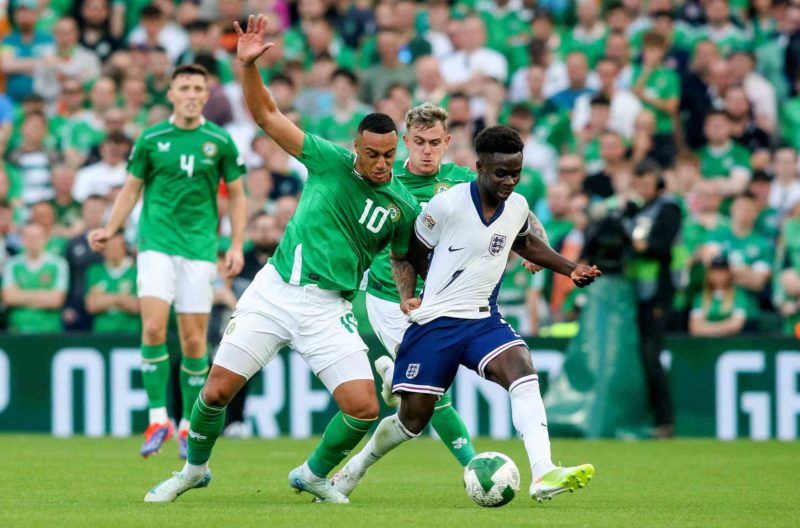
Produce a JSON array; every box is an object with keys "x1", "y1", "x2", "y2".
[
  {"x1": 140, "y1": 4, "x2": 163, "y2": 20},
  {"x1": 270, "y1": 73, "x2": 294, "y2": 88},
  {"x1": 475, "y1": 126, "x2": 524, "y2": 155},
  {"x1": 735, "y1": 190, "x2": 757, "y2": 201},
  {"x1": 171, "y1": 63, "x2": 209, "y2": 80},
  {"x1": 331, "y1": 68, "x2": 357, "y2": 85},
  {"x1": 357, "y1": 113, "x2": 397, "y2": 135},
  {"x1": 642, "y1": 31, "x2": 668, "y2": 49},
  {"x1": 705, "y1": 109, "x2": 729, "y2": 121},
  {"x1": 186, "y1": 19, "x2": 210, "y2": 33},
  {"x1": 509, "y1": 103, "x2": 533, "y2": 120},
  {"x1": 590, "y1": 94, "x2": 611, "y2": 107},
  {"x1": 193, "y1": 53, "x2": 219, "y2": 77},
  {"x1": 634, "y1": 159, "x2": 662, "y2": 177},
  {"x1": 104, "y1": 130, "x2": 131, "y2": 145},
  {"x1": 85, "y1": 194, "x2": 108, "y2": 203}
]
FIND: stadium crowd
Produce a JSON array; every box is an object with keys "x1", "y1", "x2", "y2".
[{"x1": 0, "y1": 0, "x2": 799, "y2": 338}]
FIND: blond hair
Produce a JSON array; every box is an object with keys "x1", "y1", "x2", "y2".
[{"x1": 405, "y1": 102, "x2": 449, "y2": 132}]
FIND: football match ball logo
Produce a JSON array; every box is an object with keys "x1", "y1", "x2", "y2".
[{"x1": 202, "y1": 141, "x2": 218, "y2": 157}]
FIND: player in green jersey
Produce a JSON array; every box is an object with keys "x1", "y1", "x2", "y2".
[
  {"x1": 145, "y1": 15, "x2": 420, "y2": 504},
  {"x1": 88, "y1": 64, "x2": 248, "y2": 459}
]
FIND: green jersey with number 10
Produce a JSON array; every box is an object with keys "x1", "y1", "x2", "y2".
[
  {"x1": 366, "y1": 161, "x2": 475, "y2": 302},
  {"x1": 127, "y1": 117, "x2": 246, "y2": 263},
  {"x1": 269, "y1": 133, "x2": 419, "y2": 300}
]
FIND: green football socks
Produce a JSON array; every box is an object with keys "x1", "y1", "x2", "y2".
[
  {"x1": 186, "y1": 395, "x2": 226, "y2": 466},
  {"x1": 180, "y1": 355, "x2": 209, "y2": 422},
  {"x1": 141, "y1": 343, "x2": 170, "y2": 413},
  {"x1": 431, "y1": 392, "x2": 477, "y2": 466},
  {"x1": 307, "y1": 411, "x2": 376, "y2": 478}
]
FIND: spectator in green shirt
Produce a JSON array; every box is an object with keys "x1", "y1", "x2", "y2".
[
  {"x1": 85, "y1": 231, "x2": 140, "y2": 334},
  {"x1": 2, "y1": 222, "x2": 68, "y2": 334},
  {"x1": 312, "y1": 68, "x2": 372, "y2": 149},
  {"x1": 697, "y1": 110, "x2": 751, "y2": 197},
  {"x1": 689, "y1": 254, "x2": 748, "y2": 337}
]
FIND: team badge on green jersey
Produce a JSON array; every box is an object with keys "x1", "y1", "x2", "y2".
[
  {"x1": 387, "y1": 203, "x2": 401, "y2": 223},
  {"x1": 202, "y1": 141, "x2": 218, "y2": 157},
  {"x1": 434, "y1": 182, "x2": 451, "y2": 194}
]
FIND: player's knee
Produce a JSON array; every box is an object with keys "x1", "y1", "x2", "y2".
[
  {"x1": 200, "y1": 383, "x2": 234, "y2": 407},
  {"x1": 398, "y1": 403, "x2": 433, "y2": 435},
  {"x1": 141, "y1": 323, "x2": 166, "y2": 345},
  {"x1": 182, "y1": 334, "x2": 207, "y2": 356},
  {"x1": 341, "y1": 397, "x2": 380, "y2": 420}
]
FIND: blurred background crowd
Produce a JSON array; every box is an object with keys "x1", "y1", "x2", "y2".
[{"x1": 1, "y1": 0, "x2": 800, "y2": 339}]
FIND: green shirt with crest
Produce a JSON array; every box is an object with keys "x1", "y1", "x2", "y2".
[
  {"x1": 86, "y1": 259, "x2": 141, "y2": 334},
  {"x1": 3, "y1": 253, "x2": 68, "y2": 333}
]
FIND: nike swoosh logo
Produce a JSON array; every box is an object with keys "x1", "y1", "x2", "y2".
[
  {"x1": 541, "y1": 422, "x2": 548, "y2": 427},
  {"x1": 448, "y1": 246, "x2": 464, "y2": 252}
]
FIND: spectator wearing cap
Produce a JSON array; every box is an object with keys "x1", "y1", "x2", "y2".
[
  {"x1": 689, "y1": 254, "x2": 748, "y2": 336},
  {"x1": 573, "y1": 57, "x2": 641, "y2": 141},
  {"x1": 78, "y1": 0, "x2": 124, "y2": 62},
  {"x1": 439, "y1": 15, "x2": 508, "y2": 94},
  {"x1": 725, "y1": 86, "x2": 770, "y2": 152},
  {"x1": 2, "y1": 221, "x2": 68, "y2": 334},
  {"x1": 769, "y1": 146, "x2": 800, "y2": 221},
  {"x1": 695, "y1": 0, "x2": 750, "y2": 57},
  {"x1": 34, "y1": 17, "x2": 101, "y2": 103},
  {"x1": 72, "y1": 131, "x2": 131, "y2": 202},
  {"x1": 697, "y1": 110, "x2": 751, "y2": 197},
  {"x1": 359, "y1": 28, "x2": 416, "y2": 104},
  {"x1": 1, "y1": 0, "x2": 55, "y2": 103},
  {"x1": 127, "y1": 3, "x2": 188, "y2": 62}
]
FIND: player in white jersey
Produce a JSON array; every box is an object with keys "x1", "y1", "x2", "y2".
[{"x1": 332, "y1": 126, "x2": 601, "y2": 503}]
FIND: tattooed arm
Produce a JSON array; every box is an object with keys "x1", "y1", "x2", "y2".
[{"x1": 391, "y1": 232, "x2": 433, "y2": 314}]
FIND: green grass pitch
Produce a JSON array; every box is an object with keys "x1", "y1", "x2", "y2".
[{"x1": 1, "y1": 435, "x2": 797, "y2": 527}]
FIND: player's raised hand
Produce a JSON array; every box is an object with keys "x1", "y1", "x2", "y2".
[
  {"x1": 87, "y1": 227, "x2": 113, "y2": 252},
  {"x1": 224, "y1": 245, "x2": 244, "y2": 278},
  {"x1": 234, "y1": 14, "x2": 275, "y2": 65},
  {"x1": 570, "y1": 264, "x2": 602, "y2": 288},
  {"x1": 400, "y1": 297, "x2": 422, "y2": 315}
]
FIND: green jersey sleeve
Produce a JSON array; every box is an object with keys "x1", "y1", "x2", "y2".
[
  {"x1": 390, "y1": 208, "x2": 415, "y2": 257},
  {"x1": 221, "y1": 138, "x2": 246, "y2": 183},
  {"x1": 299, "y1": 132, "x2": 354, "y2": 177},
  {"x1": 127, "y1": 134, "x2": 150, "y2": 179}
]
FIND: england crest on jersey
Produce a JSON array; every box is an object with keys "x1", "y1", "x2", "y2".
[
  {"x1": 406, "y1": 363, "x2": 420, "y2": 379},
  {"x1": 489, "y1": 234, "x2": 507, "y2": 256}
]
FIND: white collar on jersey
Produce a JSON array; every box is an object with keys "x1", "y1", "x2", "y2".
[{"x1": 168, "y1": 114, "x2": 207, "y2": 126}]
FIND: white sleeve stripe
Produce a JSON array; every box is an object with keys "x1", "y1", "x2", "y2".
[{"x1": 414, "y1": 224, "x2": 435, "y2": 248}]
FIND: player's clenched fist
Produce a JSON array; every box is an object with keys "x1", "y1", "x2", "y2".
[
  {"x1": 570, "y1": 264, "x2": 602, "y2": 288},
  {"x1": 88, "y1": 227, "x2": 114, "y2": 252},
  {"x1": 400, "y1": 297, "x2": 422, "y2": 315}
]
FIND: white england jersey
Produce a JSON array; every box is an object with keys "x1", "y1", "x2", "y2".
[{"x1": 410, "y1": 182, "x2": 530, "y2": 325}]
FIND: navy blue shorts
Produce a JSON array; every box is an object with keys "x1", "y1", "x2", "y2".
[{"x1": 392, "y1": 316, "x2": 526, "y2": 396}]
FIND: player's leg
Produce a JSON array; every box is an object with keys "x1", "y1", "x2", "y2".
[
  {"x1": 145, "y1": 310, "x2": 290, "y2": 503},
  {"x1": 476, "y1": 323, "x2": 594, "y2": 502},
  {"x1": 175, "y1": 313, "x2": 211, "y2": 458},
  {"x1": 136, "y1": 251, "x2": 178, "y2": 457},
  {"x1": 367, "y1": 293, "x2": 476, "y2": 466},
  {"x1": 332, "y1": 320, "x2": 463, "y2": 496},
  {"x1": 173, "y1": 256, "x2": 217, "y2": 456}
]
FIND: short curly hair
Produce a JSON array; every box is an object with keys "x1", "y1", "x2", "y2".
[{"x1": 474, "y1": 126, "x2": 524, "y2": 155}]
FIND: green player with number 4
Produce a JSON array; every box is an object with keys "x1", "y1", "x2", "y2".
[
  {"x1": 89, "y1": 64, "x2": 248, "y2": 460},
  {"x1": 144, "y1": 14, "x2": 420, "y2": 504}
]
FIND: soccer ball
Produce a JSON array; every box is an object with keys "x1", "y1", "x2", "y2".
[{"x1": 463, "y1": 452, "x2": 521, "y2": 507}]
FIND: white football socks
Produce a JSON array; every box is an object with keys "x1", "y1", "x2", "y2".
[
  {"x1": 182, "y1": 462, "x2": 207, "y2": 479},
  {"x1": 149, "y1": 407, "x2": 168, "y2": 425},
  {"x1": 509, "y1": 374, "x2": 556, "y2": 481},
  {"x1": 345, "y1": 414, "x2": 418, "y2": 477}
]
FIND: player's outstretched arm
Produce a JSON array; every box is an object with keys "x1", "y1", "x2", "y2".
[
  {"x1": 512, "y1": 231, "x2": 601, "y2": 288},
  {"x1": 520, "y1": 211, "x2": 549, "y2": 273},
  {"x1": 88, "y1": 175, "x2": 143, "y2": 252},
  {"x1": 234, "y1": 14, "x2": 304, "y2": 158},
  {"x1": 224, "y1": 178, "x2": 247, "y2": 277}
]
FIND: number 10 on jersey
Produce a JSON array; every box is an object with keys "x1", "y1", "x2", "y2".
[{"x1": 358, "y1": 198, "x2": 389, "y2": 233}]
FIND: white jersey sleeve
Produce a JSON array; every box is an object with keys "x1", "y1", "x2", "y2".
[{"x1": 414, "y1": 191, "x2": 451, "y2": 249}]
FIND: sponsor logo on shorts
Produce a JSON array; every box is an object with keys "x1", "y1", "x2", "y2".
[
  {"x1": 406, "y1": 363, "x2": 420, "y2": 379},
  {"x1": 422, "y1": 213, "x2": 436, "y2": 230},
  {"x1": 489, "y1": 234, "x2": 507, "y2": 256}
]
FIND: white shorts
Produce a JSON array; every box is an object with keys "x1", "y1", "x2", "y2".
[
  {"x1": 213, "y1": 264, "x2": 372, "y2": 391},
  {"x1": 137, "y1": 250, "x2": 216, "y2": 313},
  {"x1": 365, "y1": 293, "x2": 410, "y2": 358}
]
